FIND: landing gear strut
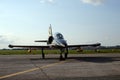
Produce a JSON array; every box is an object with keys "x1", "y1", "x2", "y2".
[
  {"x1": 65, "y1": 47, "x2": 68, "y2": 59},
  {"x1": 41, "y1": 48, "x2": 45, "y2": 59},
  {"x1": 60, "y1": 48, "x2": 68, "y2": 60}
]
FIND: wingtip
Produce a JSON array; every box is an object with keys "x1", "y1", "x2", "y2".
[{"x1": 8, "y1": 44, "x2": 13, "y2": 48}]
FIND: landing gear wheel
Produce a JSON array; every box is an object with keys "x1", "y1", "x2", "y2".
[
  {"x1": 60, "y1": 55, "x2": 65, "y2": 61},
  {"x1": 65, "y1": 53, "x2": 68, "y2": 59}
]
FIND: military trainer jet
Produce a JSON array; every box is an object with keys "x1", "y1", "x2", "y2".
[{"x1": 9, "y1": 24, "x2": 101, "y2": 60}]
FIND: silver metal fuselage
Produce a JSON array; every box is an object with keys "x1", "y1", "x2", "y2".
[{"x1": 49, "y1": 32, "x2": 67, "y2": 48}]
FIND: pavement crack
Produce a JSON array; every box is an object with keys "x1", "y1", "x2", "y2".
[{"x1": 28, "y1": 56, "x2": 53, "y2": 80}]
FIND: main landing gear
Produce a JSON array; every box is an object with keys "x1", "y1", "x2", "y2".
[
  {"x1": 41, "y1": 48, "x2": 68, "y2": 60},
  {"x1": 41, "y1": 48, "x2": 45, "y2": 59}
]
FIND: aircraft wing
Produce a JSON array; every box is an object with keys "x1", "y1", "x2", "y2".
[
  {"x1": 8, "y1": 44, "x2": 49, "y2": 48},
  {"x1": 67, "y1": 43, "x2": 101, "y2": 47},
  {"x1": 8, "y1": 43, "x2": 101, "y2": 48}
]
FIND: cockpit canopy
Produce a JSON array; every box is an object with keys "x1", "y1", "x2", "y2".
[{"x1": 54, "y1": 32, "x2": 64, "y2": 39}]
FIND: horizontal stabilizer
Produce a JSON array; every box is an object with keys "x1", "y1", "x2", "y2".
[{"x1": 34, "y1": 40, "x2": 48, "y2": 42}]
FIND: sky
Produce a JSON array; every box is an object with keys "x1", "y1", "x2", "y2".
[{"x1": 0, "y1": 0, "x2": 120, "y2": 49}]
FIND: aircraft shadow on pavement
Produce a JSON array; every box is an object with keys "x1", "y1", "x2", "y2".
[
  {"x1": 30, "y1": 57, "x2": 60, "y2": 61},
  {"x1": 30, "y1": 56, "x2": 120, "y2": 63},
  {"x1": 68, "y1": 57, "x2": 120, "y2": 63}
]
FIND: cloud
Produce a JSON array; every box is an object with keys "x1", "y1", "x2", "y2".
[
  {"x1": 0, "y1": 35, "x2": 14, "y2": 44},
  {"x1": 40, "y1": 0, "x2": 55, "y2": 4},
  {"x1": 0, "y1": 34, "x2": 26, "y2": 49},
  {"x1": 0, "y1": 35, "x2": 14, "y2": 49},
  {"x1": 39, "y1": 0, "x2": 105, "y2": 5},
  {"x1": 81, "y1": 0, "x2": 105, "y2": 6}
]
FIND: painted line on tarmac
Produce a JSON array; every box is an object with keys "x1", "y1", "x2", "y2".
[{"x1": 0, "y1": 60, "x2": 68, "y2": 79}]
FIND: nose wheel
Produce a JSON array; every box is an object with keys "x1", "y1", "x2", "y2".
[{"x1": 60, "y1": 48, "x2": 68, "y2": 60}]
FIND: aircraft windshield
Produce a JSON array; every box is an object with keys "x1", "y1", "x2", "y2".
[{"x1": 56, "y1": 33, "x2": 64, "y2": 39}]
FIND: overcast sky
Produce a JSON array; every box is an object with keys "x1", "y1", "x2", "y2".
[{"x1": 0, "y1": 0, "x2": 120, "y2": 48}]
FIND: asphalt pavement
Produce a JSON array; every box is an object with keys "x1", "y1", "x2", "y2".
[{"x1": 0, "y1": 53, "x2": 120, "y2": 80}]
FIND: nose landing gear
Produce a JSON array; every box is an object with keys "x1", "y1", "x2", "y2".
[{"x1": 60, "y1": 48, "x2": 68, "y2": 60}]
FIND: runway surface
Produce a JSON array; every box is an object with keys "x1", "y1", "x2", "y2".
[{"x1": 0, "y1": 53, "x2": 120, "y2": 80}]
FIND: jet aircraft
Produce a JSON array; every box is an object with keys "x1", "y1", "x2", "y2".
[{"x1": 9, "y1": 24, "x2": 101, "y2": 60}]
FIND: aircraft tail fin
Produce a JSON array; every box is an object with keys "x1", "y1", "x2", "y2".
[
  {"x1": 49, "y1": 24, "x2": 53, "y2": 36},
  {"x1": 47, "y1": 24, "x2": 54, "y2": 44},
  {"x1": 34, "y1": 24, "x2": 53, "y2": 44}
]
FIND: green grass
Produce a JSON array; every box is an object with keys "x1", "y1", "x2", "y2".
[
  {"x1": 81, "y1": 49, "x2": 120, "y2": 53},
  {"x1": 0, "y1": 50, "x2": 60, "y2": 55},
  {"x1": 0, "y1": 49, "x2": 120, "y2": 55}
]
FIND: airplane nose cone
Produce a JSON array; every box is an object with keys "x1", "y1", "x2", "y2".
[
  {"x1": 60, "y1": 43, "x2": 66, "y2": 47},
  {"x1": 58, "y1": 40, "x2": 67, "y2": 47}
]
